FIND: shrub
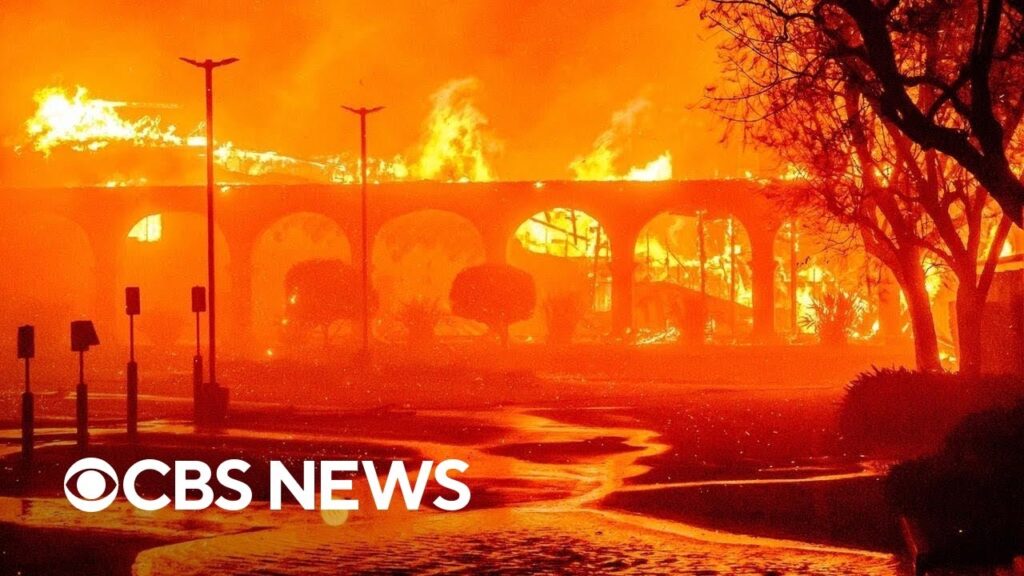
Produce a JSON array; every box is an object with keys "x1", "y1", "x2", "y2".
[
  {"x1": 450, "y1": 264, "x2": 535, "y2": 346},
  {"x1": 887, "y1": 400, "x2": 1024, "y2": 570},
  {"x1": 396, "y1": 298, "x2": 443, "y2": 349},
  {"x1": 544, "y1": 292, "x2": 584, "y2": 346},
  {"x1": 839, "y1": 367, "x2": 1024, "y2": 456},
  {"x1": 799, "y1": 290, "x2": 863, "y2": 345}
]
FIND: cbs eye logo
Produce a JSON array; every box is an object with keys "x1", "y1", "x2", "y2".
[{"x1": 64, "y1": 457, "x2": 119, "y2": 512}]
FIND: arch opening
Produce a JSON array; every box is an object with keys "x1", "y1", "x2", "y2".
[
  {"x1": 117, "y1": 212, "x2": 231, "y2": 355},
  {"x1": 632, "y1": 212, "x2": 753, "y2": 344},
  {"x1": 0, "y1": 213, "x2": 96, "y2": 383},
  {"x1": 772, "y1": 221, "x2": 885, "y2": 344},
  {"x1": 253, "y1": 212, "x2": 352, "y2": 356},
  {"x1": 372, "y1": 209, "x2": 486, "y2": 346},
  {"x1": 507, "y1": 207, "x2": 611, "y2": 344}
]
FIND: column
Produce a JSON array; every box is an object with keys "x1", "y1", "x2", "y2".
[
  {"x1": 604, "y1": 221, "x2": 641, "y2": 341},
  {"x1": 750, "y1": 229, "x2": 777, "y2": 343},
  {"x1": 610, "y1": 255, "x2": 635, "y2": 339}
]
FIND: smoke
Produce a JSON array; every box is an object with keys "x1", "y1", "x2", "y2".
[{"x1": 0, "y1": 1, "x2": 770, "y2": 184}]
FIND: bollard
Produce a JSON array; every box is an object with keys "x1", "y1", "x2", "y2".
[
  {"x1": 191, "y1": 286, "x2": 206, "y2": 424},
  {"x1": 21, "y1": 391, "x2": 33, "y2": 460},
  {"x1": 71, "y1": 320, "x2": 99, "y2": 451},
  {"x1": 127, "y1": 360, "x2": 138, "y2": 440},
  {"x1": 76, "y1": 379, "x2": 88, "y2": 449},
  {"x1": 192, "y1": 354, "x2": 203, "y2": 422},
  {"x1": 126, "y1": 287, "x2": 141, "y2": 441},
  {"x1": 18, "y1": 325, "x2": 34, "y2": 459}
]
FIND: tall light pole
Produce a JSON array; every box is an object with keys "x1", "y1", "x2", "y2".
[
  {"x1": 342, "y1": 105, "x2": 383, "y2": 363},
  {"x1": 180, "y1": 57, "x2": 237, "y2": 390}
]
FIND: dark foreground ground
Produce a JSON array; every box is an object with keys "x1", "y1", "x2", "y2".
[{"x1": 0, "y1": 346, "x2": 923, "y2": 574}]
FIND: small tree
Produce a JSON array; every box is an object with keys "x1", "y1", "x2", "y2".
[
  {"x1": 283, "y1": 259, "x2": 376, "y2": 348},
  {"x1": 450, "y1": 264, "x2": 536, "y2": 346}
]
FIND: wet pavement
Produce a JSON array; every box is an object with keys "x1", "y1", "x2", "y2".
[{"x1": 0, "y1": 401, "x2": 902, "y2": 574}]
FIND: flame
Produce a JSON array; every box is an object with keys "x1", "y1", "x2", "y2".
[
  {"x1": 21, "y1": 84, "x2": 411, "y2": 184},
  {"x1": 26, "y1": 86, "x2": 183, "y2": 155},
  {"x1": 320, "y1": 154, "x2": 411, "y2": 184},
  {"x1": 24, "y1": 83, "x2": 676, "y2": 186},
  {"x1": 413, "y1": 78, "x2": 498, "y2": 182},
  {"x1": 571, "y1": 98, "x2": 672, "y2": 181},
  {"x1": 780, "y1": 163, "x2": 809, "y2": 181},
  {"x1": 635, "y1": 217, "x2": 752, "y2": 307},
  {"x1": 625, "y1": 152, "x2": 673, "y2": 181}
]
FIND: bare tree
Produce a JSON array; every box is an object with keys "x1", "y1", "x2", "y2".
[
  {"x1": 698, "y1": 0, "x2": 1020, "y2": 373},
  {"x1": 695, "y1": 0, "x2": 1024, "y2": 224}
]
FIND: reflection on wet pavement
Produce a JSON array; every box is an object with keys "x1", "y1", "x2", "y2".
[
  {"x1": 0, "y1": 403, "x2": 901, "y2": 574},
  {"x1": 134, "y1": 510, "x2": 898, "y2": 576}
]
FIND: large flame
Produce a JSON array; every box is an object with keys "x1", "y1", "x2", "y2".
[
  {"x1": 26, "y1": 86, "x2": 183, "y2": 155},
  {"x1": 21, "y1": 83, "x2": 504, "y2": 184},
  {"x1": 570, "y1": 98, "x2": 672, "y2": 181},
  {"x1": 413, "y1": 78, "x2": 498, "y2": 182}
]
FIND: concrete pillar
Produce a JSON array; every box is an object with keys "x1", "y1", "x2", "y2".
[
  {"x1": 750, "y1": 228, "x2": 777, "y2": 343},
  {"x1": 605, "y1": 222, "x2": 641, "y2": 340},
  {"x1": 610, "y1": 255, "x2": 635, "y2": 338}
]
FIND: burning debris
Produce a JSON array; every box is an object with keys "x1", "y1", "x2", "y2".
[
  {"x1": 17, "y1": 85, "x2": 413, "y2": 185},
  {"x1": 25, "y1": 86, "x2": 184, "y2": 155},
  {"x1": 14, "y1": 82, "x2": 681, "y2": 187}
]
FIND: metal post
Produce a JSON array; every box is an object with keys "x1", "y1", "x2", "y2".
[
  {"x1": 193, "y1": 309, "x2": 203, "y2": 419},
  {"x1": 180, "y1": 57, "x2": 238, "y2": 390},
  {"x1": 342, "y1": 105, "x2": 384, "y2": 366},
  {"x1": 204, "y1": 65, "x2": 216, "y2": 388},
  {"x1": 77, "y1": 350, "x2": 87, "y2": 449},
  {"x1": 127, "y1": 314, "x2": 138, "y2": 440},
  {"x1": 22, "y1": 357, "x2": 32, "y2": 459}
]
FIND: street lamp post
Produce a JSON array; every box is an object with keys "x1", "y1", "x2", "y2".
[
  {"x1": 341, "y1": 105, "x2": 383, "y2": 364},
  {"x1": 180, "y1": 57, "x2": 237, "y2": 393}
]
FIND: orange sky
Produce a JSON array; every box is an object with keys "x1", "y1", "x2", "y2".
[{"x1": 0, "y1": 1, "x2": 773, "y2": 182}]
